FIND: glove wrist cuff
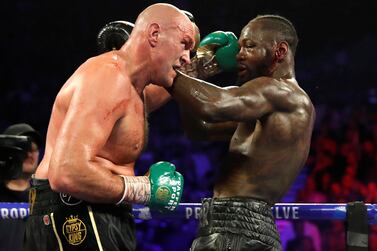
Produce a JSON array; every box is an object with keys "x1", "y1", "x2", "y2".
[
  {"x1": 116, "y1": 175, "x2": 151, "y2": 205},
  {"x1": 180, "y1": 55, "x2": 221, "y2": 80}
]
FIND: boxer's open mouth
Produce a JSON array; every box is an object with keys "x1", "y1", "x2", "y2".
[{"x1": 237, "y1": 64, "x2": 248, "y2": 76}]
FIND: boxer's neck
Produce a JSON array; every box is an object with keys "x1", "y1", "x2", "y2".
[{"x1": 118, "y1": 40, "x2": 151, "y2": 96}]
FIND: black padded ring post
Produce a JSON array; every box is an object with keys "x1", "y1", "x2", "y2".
[{"x1": 346, "y1": 201, "x2": 368, "y2": 251}]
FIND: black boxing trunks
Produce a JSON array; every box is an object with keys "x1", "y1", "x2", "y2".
[
  {"x1": 24, "y1": 178, "x2": 136, "y2": 251},
  {"x1": 190, "y1": 197, "x2": 282, "y2": 251}
]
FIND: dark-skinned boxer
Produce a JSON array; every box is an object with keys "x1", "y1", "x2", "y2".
[{"x1": 171, "y1": 15, "x2": 315, "y2": 251}]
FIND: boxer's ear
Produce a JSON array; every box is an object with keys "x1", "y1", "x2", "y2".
[
  {"x1": 275, "y1": 41, "x2": 288, "y2": 62},
  {"x1": 148, "y1": 23, "x2": 160, "y2": 47}
]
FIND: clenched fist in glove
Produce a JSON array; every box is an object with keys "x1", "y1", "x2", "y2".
[
  {"x1": 181, "y1": 31, "x2": 239, "y2": 79},
  {"x1": 116, "y1": 161, "x2": 183, "y2": 213}
]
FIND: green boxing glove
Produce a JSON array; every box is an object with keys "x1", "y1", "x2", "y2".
[
  {"x1": 199, "y1": 31, "x2": 239, "y2": 71},
  {"x1": 180, "y1": 31, "x2": 239, "y2": 79},
  {"x1": 148, "y1": 161, "x2": 184, "y2": 213}
]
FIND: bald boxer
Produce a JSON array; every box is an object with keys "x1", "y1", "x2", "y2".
[
  {"x1": 24, "y1": 4, "x2": 196, "y2": 251},
  {"x1": 171, "y1": 15, "x2": 315, "y2": 250}
]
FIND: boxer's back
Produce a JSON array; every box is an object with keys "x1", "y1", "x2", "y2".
[
  {"x1": 35, "y1": 52, "x2": 146, "y2": 178},
  {"x1": 214, "y1": 79, "x2": 315, "y2": 204}
]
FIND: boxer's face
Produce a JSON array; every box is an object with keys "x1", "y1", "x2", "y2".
[
  {"x1": 153, "y1": 18, "x2": 194, "y2": 87},
  {"x1": 236, "y1": 20, "x2": 275, "y2": 83}
]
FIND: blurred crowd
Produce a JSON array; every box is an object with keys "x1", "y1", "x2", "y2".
[{"x1": 289, "y1": 103, "x2": 377, "y2": 251}]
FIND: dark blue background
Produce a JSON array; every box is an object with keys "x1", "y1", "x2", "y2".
[{"x1": 1, "y1": 0, "x2": 376, "y2": 250}]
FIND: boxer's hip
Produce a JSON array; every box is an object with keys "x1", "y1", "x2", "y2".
[
  {"x1": 24, "y1": 178, "x2": 136, "y2": 251},
  {"x1": 192, "y1": 197, "x2": 281, "y2": 251}
]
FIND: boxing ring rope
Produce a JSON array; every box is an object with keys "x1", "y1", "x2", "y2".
[{"x1": 1, "y1": 202, "x2": 376, "y2": 224}]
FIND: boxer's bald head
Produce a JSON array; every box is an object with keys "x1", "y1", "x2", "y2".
[
  {"x1": 134, "y1": 3, "x2": 192, "y2": 33},
  {"x1": 126, "y1": 3, "x2": 195, "y2": 88},
  {"x1": 192, "y1": 22, "x2": 200, "y2": 51}
]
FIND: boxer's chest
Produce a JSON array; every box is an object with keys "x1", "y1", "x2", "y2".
[
  {"x1": 104, "y1": 100, "x2": 147, "y2": 164},
  {"x1": 229, "y1": 121, "x2": 257, "y2": 155}
]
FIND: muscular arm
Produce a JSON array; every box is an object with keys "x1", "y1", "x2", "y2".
[
  {"x1": 144, "y1": 81, "x2": 236, "y2": 141},
  {"x1": 171, "y1": 71, "x2": 297, "y2": 123},
  {"x1": 48, "y1": 62, "x2": 131, "y2": 203},
  {"x1": 144, "y1": 84, "x2": 172, "y2": 113},
  {"x1": 179, "y1": 106, "x2": 237, "y2": 141}
]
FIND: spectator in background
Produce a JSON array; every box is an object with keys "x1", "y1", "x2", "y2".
[
  {"x1": 321, "y1": 221, "x2": 345, "y2": 251},
  {"x1": 297, "y1": 175, "x2": 328, "y2": 203},
  {"x1": 369, "y1": 225, "x2": 377, "y2": 251},
  {"x1": 358, "y1": 139, "x2": 377, "y2": 182},
  {"x1": 0, "y1": 123, "x2": 42, "y2": 251},
  {"x1": 286, "y1": 221, "x2": 318, "y2": 251}
]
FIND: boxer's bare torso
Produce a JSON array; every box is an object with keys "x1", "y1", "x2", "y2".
[
  {"x1": 173, "y1": 74, "x2": 314, "y2": 205},
  {"x1": 36, "y1": 51, "x2": 145, "y2": 181},
  {"x1": 34, "y1": 47, "x2": 173, "y2": 204},
  {"x1": 214, "y1": 78, "x2": 315, "y2": 204}
]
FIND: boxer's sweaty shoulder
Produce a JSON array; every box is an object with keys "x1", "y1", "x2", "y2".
[
  {"x1": 78, "y1": 52, "x2": 147, "y2": 164},
  {"x1": 215, "y1": 78, "x2": 315, "y2": 203},
  {"x1": 35, "y1": 53, "x2": 145, "y2": 178}
]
